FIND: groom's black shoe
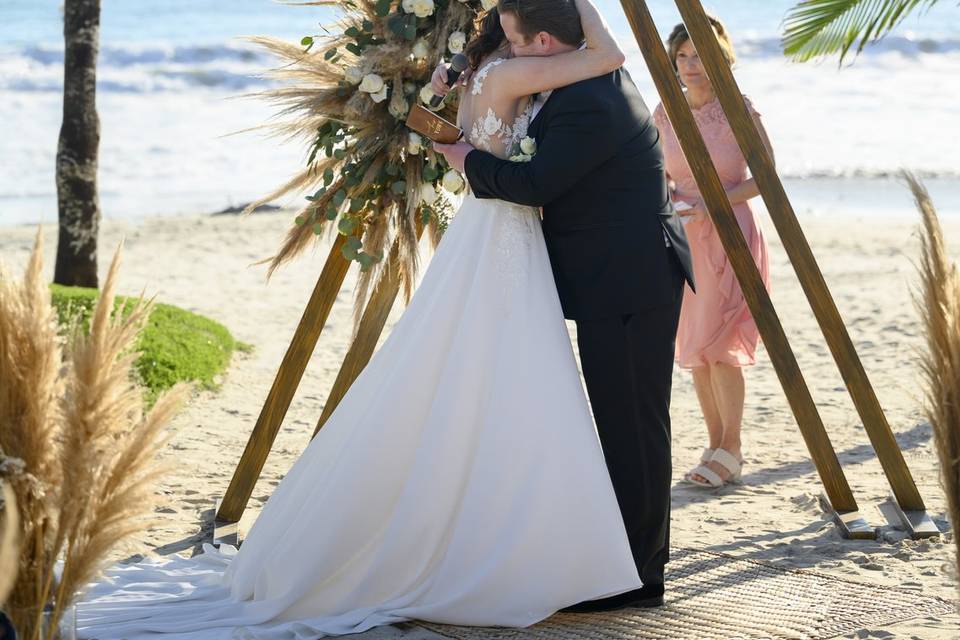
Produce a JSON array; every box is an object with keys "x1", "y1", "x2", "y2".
[{"x1": 560, "y1": 584, "x2": 664, "y2": 613}]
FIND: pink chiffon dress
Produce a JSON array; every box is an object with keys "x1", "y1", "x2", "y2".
[{"x1": 653, "y1": 96, "x2": 771, "y2": 369}]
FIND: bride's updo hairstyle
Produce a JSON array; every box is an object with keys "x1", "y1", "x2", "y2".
[
  {"x1": 666, "y1": 14, "x2": 736, "y2": 74},
  {"x1": 464, "y1": 8, "x2": 507, "y2": 69},
  {"x1": 463, "y1": 0, "x2": 585, "y2": 70}
]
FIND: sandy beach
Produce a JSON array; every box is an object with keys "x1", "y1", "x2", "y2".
[{"x1": 2, "y1": 206, "x2": 958, "y2": 638}]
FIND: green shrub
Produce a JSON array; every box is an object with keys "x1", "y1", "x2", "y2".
[{"x1": 51, "y1": 285, "x2": 249, "y2": 404}]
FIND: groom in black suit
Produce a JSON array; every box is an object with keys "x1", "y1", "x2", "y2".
[{"x1": 435, "y1": 0, "x2": 694, "y2": 611}]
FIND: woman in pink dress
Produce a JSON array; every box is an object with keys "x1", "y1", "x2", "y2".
[{"x1": 653, "y1": 16, "x2": 773, "y2": 488}]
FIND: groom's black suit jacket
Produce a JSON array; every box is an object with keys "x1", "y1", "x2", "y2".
[{"x1": 465, "y1": 68, "x2": 694, "y2": 321}]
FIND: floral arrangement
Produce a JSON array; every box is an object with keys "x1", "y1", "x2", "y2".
[{"x1": 245, "y1": 0, "x2": 492, "y2": 313}]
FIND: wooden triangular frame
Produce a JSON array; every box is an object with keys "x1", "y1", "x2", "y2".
[{"x1": 213, "y1": 0, "x2": 938, "y2": 545}]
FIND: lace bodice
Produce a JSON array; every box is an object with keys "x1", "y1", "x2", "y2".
[{"x1": 459, "y1": 57, "x2": 533, "y2": 160}]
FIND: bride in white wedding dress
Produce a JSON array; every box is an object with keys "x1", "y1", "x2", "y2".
[{"x1": 77, "y1": 1, "x2": 638, "y2": 638}]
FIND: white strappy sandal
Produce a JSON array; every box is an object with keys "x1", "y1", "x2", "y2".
[
  {"x1": 685, "y1": 448, "x2": 743, "y2": 488},
  {"x1": 683, "y1": 447, "x2": 715, "y2": 483}
]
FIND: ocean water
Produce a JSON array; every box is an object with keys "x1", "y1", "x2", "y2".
[{"x1": 1, "y1": 0, "x2": 958, "y2": 226}]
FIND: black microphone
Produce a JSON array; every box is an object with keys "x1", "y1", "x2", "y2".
[{"x1": 430, "y1": 53, "x2": 469, "y2": 108}]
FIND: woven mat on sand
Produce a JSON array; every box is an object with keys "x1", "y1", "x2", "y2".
[{"x1": 417, "y1": 548, "x2": 957, "y2": 640}]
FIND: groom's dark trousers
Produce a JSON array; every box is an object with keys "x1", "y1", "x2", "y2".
[{"x1": 465, "y1": 68, "x2": 695, "y2": 591}]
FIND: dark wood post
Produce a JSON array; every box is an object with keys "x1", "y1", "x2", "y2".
[
  {"x1": 673, "y1": 0, "x2": 934, "y2": 537},
  {"x1": 619, "y1": 0, "x2": 870, "y2": 535},
  {"x1": 216, "y1": 234, "x2": 353, "y2": 523},
  {"x1": 314, "y1": 225, "x2": 425, "y2": 436}
]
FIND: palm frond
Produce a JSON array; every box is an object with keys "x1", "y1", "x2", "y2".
[{"x1": 782, "y1": 0, "x2": 942, "y2": 63}]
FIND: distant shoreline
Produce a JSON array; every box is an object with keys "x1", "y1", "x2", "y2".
[{"x1": 5, "y1": 175, "x2": 959, "y2": 229}]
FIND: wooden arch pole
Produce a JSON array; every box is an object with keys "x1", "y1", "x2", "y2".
[
  {"x1": 673, "y1": 0, "x2": 936, "y2": 538},
  {"x1": 216, "y1": 233, "x2": 352, "y2": 525},
  {"x1": 619, "y1": 0, "x2": 871, "y2": 537},
  {"x1": 313, "y1": 223, "x2": 425, "y2": 437},
  {"x1": 214, "y1": 224, "x2": 424, "y2": 543}
]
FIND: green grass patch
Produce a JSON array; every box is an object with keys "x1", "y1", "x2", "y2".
[{"x1": 51, "y1": 285, "x2": 249, "y2": 404}]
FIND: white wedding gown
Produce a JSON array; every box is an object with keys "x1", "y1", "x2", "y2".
[{"x1": 77, "y1": 57, "x2": 641, "y2": 640}]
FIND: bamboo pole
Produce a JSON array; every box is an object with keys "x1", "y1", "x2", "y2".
[
  {"x1": 314, "y1": 225, "x2": 425, "y2": 437},
  {"x1": 217, "y1": 233, "x2": 353, "y2": 523},
  {"x1": 620, "y1": 0, "x2": 861, "y2": 518},
  {"x1": 674, "y1": 0, "x2": 926, "y2": 513}
]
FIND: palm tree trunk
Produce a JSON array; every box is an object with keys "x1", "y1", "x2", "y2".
[{"x1": 54, "y1": 0, "x2": 101, "y2": 288}]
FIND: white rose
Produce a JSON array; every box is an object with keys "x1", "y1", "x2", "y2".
[
  {"x1": 344, "y1": 65, "x2": 364, "y2": 85},
  {"x1": 481, "y1": 0, "x2": 497, "y2": 10},
  {"x1": 519, "y1": 136, "x2": 537, "y2": 155},
  {"x1": 412, "y1": 39, "x2": 430, "y2": 60},
  {"x1": 420, "y1": 84, "x2": 440, "y2": 109},
  {"x1": 402, "y1": 0, "x2": 416, "y2": 12},
  {"x1": 411, "y1": 0, "x2": 434, "y2": 18},
  {"x1": 370, "y1": 81, "x2": 389, "y2": 103},
  {"x1": 408, "y1": 132, "x2": 423, "y2": 155},
  {"x1": 358, "y1": 73, "x2": 384, "y2": 94},
  {"x1": 447, "y1": 31, "x2": 466, "y2": 55},
  {"x1": 441, "y1": 169, "x2": 465, "y2": 194},
  {"x1": 421, "y1": 182, "x2": 439, "y2": 205}
]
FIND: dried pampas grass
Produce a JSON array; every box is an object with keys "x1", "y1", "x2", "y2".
[
  {"x1": 911, "y1": 171, "x2": 960, "y2": 591},
  {"x1": 0, "y1": 231, "x2": 189, "y2": 638},
  {"x1": 243, "y1": 0, "x2": 476, "y2": 322}
]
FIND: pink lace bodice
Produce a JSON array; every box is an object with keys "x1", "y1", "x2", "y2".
[{"x1": 653, "y1": 95, "x2": 760, "y2": 202}]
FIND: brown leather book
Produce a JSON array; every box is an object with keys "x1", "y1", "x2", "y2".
[{"x1": 406, "y1": 104, "x2": 463, "y2": 144}]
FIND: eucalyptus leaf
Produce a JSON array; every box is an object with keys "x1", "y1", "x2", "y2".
[
  {"x1": 404, "y1": 15, "x2": 417, "y2": 41},
  {"x1": 392, "y1": 180, "x2": 407, "y2": 195},
  {"x1": 341, "y1": 243, "x2": 359, "y2": 261},
  {"x1": 338, "y1": 217, "x2": 359, "y2": 235}
]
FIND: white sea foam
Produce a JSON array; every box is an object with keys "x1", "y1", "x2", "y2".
[{"x1": 1, "y1": 0, "x2": 957, "y2": 225}]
